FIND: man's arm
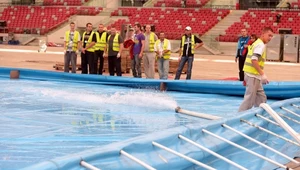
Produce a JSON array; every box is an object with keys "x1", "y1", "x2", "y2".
[
  {"x1": 83, "y1": 33, "x2": 96, "y2": 50},
  {"x1": 163, "y1": 40, "x2": 171, "y2": 54},
  {"x1": 77, "y1": 33, "x2": 82, "y2": 51},
  {"x1": 118, "y1": 36, "x2": 124, "y2": 57},
  {"x1": 63, "y1": 34, "x2": 67, "y2": 52},
  {"x1": 139, "y1": 39, "x2": 145, "y2": 58},
  {"x1": 194, "y1": 36, "x2": 203, "y2": 50},
  {"x1": 251, "y1": 59, "x2": 264, "y2": 75}
]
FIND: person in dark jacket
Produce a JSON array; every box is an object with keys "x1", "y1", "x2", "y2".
[{"x1": 235, "y1": 28, "x2": 250, "y2": 81}]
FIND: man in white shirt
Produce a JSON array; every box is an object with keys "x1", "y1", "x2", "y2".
[
  {"x1": 143, "y1": 25, "x2": 158, "y2": 79},
  {"x1": 154, "y1": 32, "x2": 171, "y2": 80},
  {"x1": 238, "y1": 27, "x2": 274, "y2": 112},
  {"x1": 64, "y1": 22, "x2": 81, "y2": 73}
]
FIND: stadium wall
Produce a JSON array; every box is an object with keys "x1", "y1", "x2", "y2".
[{"x1": 47, "y1": 16, "x2": 109, "y2": 43}]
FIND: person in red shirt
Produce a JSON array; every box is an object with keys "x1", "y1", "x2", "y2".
[
  {"x1": 123, "y1": 27, "x2": 135, "y2": 60},
  {"x1": 242, "y1": 34, "x2": 258, "y2": 57}
]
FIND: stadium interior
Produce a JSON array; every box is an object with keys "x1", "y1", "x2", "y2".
[{"x1": 0, "y1": 0, "x2": 296, "y2": 55}]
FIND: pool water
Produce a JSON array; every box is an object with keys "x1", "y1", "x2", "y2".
[{"x1": 0, "y1": 79, "x2": 265, "y2": 169}]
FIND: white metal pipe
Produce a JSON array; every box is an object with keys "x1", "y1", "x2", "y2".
[
  {"x1": 80, "y1": 161, "x2": 101, "y2": 170},
  {"x1": 261, "y1": 103, "x2": 300, "y2": 145},
  {"x1": 175, "y1": 106, "x2": 221, "y2": 120},
  {"x1": 178, "y1": 134, "x2": 247, "y2": 170},
  {"x1": 291, "y1": 104, "x2": 300, "y2": 109},
  {"x1": 281, "y1": 107, "x2": 300, "y2": 118},
  {"x1": 240, "y1": 119, "x2": 300, "y2": 147},
  {"x1": 222, "y1": 124, "x2": 300, "y2": 164},
  {"x1": 152, "y1": 141, "x2": 216, "y2": 170},
  {"x1": 255, "y1": 114, "x2": 280, "y2": 126},
  {"x1": 278, "y1": 113, "x2": 300, "y2": 125},
  {"x1": 120, "y1": 150, "x2": 156, "y2": 170},
  {"x1": 202, "y1": 129, "x2": 289, "y2": 169}
]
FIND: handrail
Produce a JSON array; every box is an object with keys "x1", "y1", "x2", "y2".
[
  {"x1": 80, "y1": 161, "x2": 101, "y2": 170},
  {"x1": 222, "y1": 124, "x2": 300, "y2": 164},
  {"x1": 152, "y1": 141, "x2": 216, "y2": 170},
  {"x1": 120, "y1": 150, "x2": 156, "y2": 170},
  {"x1": 178, "y1": 134, "x2": 247, "y2": 170},
  {"x1": 241, "y1": 119, "x2": 300, "y2": 147},
  {"x1": 202, "y1": 129, "x2": 289, "y2": 169},
  {"x1": 260, "y1": 103, "x2": 300, "y2": 144}
]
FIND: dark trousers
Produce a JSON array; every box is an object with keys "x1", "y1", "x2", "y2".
[
  {"x1": 81, "y1": 51, "x2": 96, "y2": 74},
  {"x1": 175, "y1": 56, "x2": 194, "y2": 80},
  {"x1": 95, "y1": 50, "x2": 104, "y2": 75},
  {"x1": 238, "y1": 55, "x2": 246, "y2": 81},
  {"x1": 108, "y1": 55, "x2": 122, "y2": 76}
]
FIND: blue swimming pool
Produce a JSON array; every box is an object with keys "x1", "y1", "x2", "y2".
[
  {"x1": 0, "y1": 77, "x2": 247, "y2": 170},
  {"x1": 3, "y1": 68, "x2": 297, "y2": 170}
]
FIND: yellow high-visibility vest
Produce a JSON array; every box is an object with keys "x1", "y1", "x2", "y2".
[
  {"x1": 145, "y1": 32, "x2": 156, "y2": 52},
  {"x1": 107, "y1": 34, "x2": 120, "y2": 52},
  {"x1": 65, "y1": 30, "x2": 80, "y2": 51},
  {"x1": 82, "y1": 31, "x2": 95, "y2": 52},
  {"x1": 95, "y1": 31, "x2": 107, "y2": 51},
  {"x1": 181, "y1": 35, "x2": 195, "y2": 54},
  {"x1": 243, "y1": 38, "x2": 266, "y2": 75},
  {"x1": 155, "y1": 39, "x2": 171, "y2": 59}
]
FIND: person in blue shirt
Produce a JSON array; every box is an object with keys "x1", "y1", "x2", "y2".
[{"x1": 235, "y1": 28, "x2": 250, "y2": 81}]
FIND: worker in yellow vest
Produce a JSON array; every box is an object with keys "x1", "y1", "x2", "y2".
[
  {"x1": 94, "y1": 24, "x2": 108, "y2": 75},
  {"x1": 63, "y1": 22, "x2": 81, "y2": 73},
  {"x1": 154, "y1": 32, "x2": 171, "y2": 80},
  {"x1": 143, "y1": 25, "x2": 158, "y2": 79},
  {"x1": 238, "y1": 27, "x2": 274, "y2": 112},
  {"x1": 175, "y1": 26, "x2": 203, "y2": 80},
  {"x1": 103, "y1": 27, "x2": 124, "y2": 76},
  {"x1": 81, "y1": 23, "x2": 97, "y2": 74}
]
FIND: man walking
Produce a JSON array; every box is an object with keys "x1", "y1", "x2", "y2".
[
  {"x1": 132, "y1": 23, "x2": 145, "y2": 78},
  {"x1": 238, "y1": 27, "x2": 274, "y2": 112},
  {"x1": 143, "y1": 25, "x2": 157, "y2": 79},
  {"x1": 104, "y1": 27, "x2": 123, "y2": 76},
  {"x1": 64, "y1": 22, "x2": 81, "y2": 73},
  {"x1": 175, "y1": 26, "x2": 203, "y2": 80},
  {"x1": 81, "y1": 23, "x2": 96, "y2": 74},
  {"x1": 154, "y1": 32, "x2": 171, "y2": 80},
  {"x1": 94, "y1": 24, "x2": 108, "y2": 75},
  {"x1": 235, "y1": 28, "x2": 250, "y2": 81}
]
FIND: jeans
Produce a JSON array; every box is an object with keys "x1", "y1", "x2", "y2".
[
  {"x1": 64, "y1": 51, "x2": 77, "y2": 73},
  {"x1": 131, "y1": 54, "x2": 142, "y2": 78},
  {"x1": 175, "y1": 56, "x2": 194, "y2": 80},
  {"x1": 157, "y1": 57, "x2": 169, "y2": 79}
]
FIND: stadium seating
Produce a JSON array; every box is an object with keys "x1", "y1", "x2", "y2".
[
  {"x1": 291, "y1": 1, "x2": 300, "y2": 8},
  {"x1": 43, "y1": 0, "x2": 89, "y2": 6},
  {"x1": 154, "y1": 0, "x2": 209, "y2": 8},
  {"x1": 220, "y1": 9, "x2": 300, "y2": 42},
  {"x1": 110, "y1": 7, "x2": 229, "y2": 40},
  {"x1": 0, "y1": 6, "x2": 102, "y2": 34}
]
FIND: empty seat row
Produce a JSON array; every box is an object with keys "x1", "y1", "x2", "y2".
[
  {"x1": 220, "y1": 10, "x2": 300, "y2": 42},
  {"x1": 110, "y1": 7, "x2": 229, "y2": 39},
  {"x1": 0, "y1": 6, "x2": 102, "y2": 34}
]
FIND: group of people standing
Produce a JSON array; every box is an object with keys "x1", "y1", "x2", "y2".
[
  {"x1": 64, "y1": 22, "x2": 123, "y2": 76},
  {"x1": 63, "y1": 22, "x2": 203, "y2": 80}
]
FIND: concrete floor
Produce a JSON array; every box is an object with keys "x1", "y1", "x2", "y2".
[{"x1": 0, "y1": 44, "x2": 300, "y2": 81}]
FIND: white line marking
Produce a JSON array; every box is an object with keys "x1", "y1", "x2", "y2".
[{"x1": 0, "y1": 48, "x2": 299, "y2": 66}]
